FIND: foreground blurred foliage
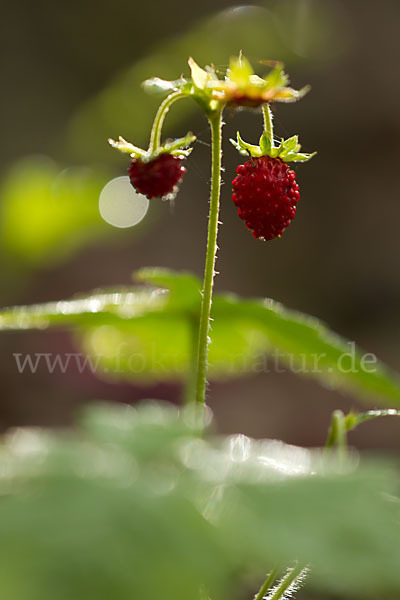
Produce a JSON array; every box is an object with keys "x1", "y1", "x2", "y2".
[
  {"x1": 0, "y1": 401, "x2": 398, "y2": 599},
  {"x1": 1, "y1": 269, "x2": 400, "y2": 404}
]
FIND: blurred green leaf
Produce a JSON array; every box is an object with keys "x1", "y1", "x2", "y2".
[
  {"x1": 0, "y1": 287, "x2": 167, "y2": 329},
  {"x1": 218, "y1": 295, "x2": 400, "y2": 403},
  {"x1": 0, "y1": 269, "x2": 399, "y2": 404},
  {"x1": 0, "y1": 413, "x2": 230, "y2": 600},
  {"x1": 218, "y1": 462, "x2": 400, "y2": 596},
  {"x1": 0, "y1": 401, "x2": 399, "y2": 598},
  {"x1": 135, "y1": 267, "x2": 201, "y2": 311},
  {"x1": 0, "y1": 157, "x2": 120, "y2": 268},
  {"x1": 344, "y1": 408, "x2": 400, "y2": 432}
]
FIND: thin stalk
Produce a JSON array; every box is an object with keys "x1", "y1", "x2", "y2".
[
  {"x1": 268, "y1": 564, "x2": 304, "y2": 600},
  {"x1": 254, "y1": 567, "x2": 279, "y2": 600},
  {"x1": 149, "y1": 90, "x2": 187, "y2": 153},
  {"x1": 195, "y1": 108, "x2": 224, "y2": 404},
  {"x1": 184, "y1": 315, "x2": 200, "y2": 405},
  {"x1": 324, "y1": 409, "x2": 348, "y2": 463},
  {"x1": 262, "y1": 103, "x2": 274, "y2": 148}
]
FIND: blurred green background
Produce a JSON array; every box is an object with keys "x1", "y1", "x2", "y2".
[{"x1": 1, "y1": 0, "x2": 400, "y2": 450}]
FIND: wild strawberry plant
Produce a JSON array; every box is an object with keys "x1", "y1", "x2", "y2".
[{"x1": 0, "y1": 56, "x2": 400, "y2": 600}]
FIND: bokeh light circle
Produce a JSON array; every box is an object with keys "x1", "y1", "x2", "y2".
[{"x1": 99, "y1": 176, "x2": 149, "y2": 228}]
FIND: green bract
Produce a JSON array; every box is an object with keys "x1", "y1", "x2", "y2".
[
  {"x1": 143, "y1": 55, "x2": 310, "y2": 112},
  {"x1": 231, "y1": 131, "x2": 316, "y2": 163},
  {"x1": 108, "y1": 132, "x2": 196, "y2": 161}
]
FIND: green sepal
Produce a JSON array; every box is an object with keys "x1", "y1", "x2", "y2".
[
  {"x1": 188, "y1": 57, "x2": 218, "y2": 90},
  {"x1": 259, "y1": 132, "x2": 272, "y2": 155},
  {"x1": 274, "y1": 136, "x2": 316, "y2": 162},
  {"x1": 154, "y1": 132, "x2": 196, "y2": 159},
  {"x1": 262, "y1": 61, "x2": 289, "y2": 90},
  {"x1": 232, "y1": 131, "x2": 316, "y2": 163},
  {"x1": 142, "y1": 60, "x2": 221, "y2": 116},
  {"x1": 281, "y1": 135, "x2": 300, "y2": 152},
  {"x1": 141, "y1": 77, "x2": 188, "y2": 95},
  {"x1": 109, "y1": 132, "x2": 196, "y2": 161},
  {"x1": 284, "y1": 151, "x2": 317, "y2": 163},
  {"x1": 108, "y1": 137, "x2": 147, "y2": 158},
  {"x1": 226, "y1": 57, "x2": 309, "y2": 104},
  {"x1": 141, "y1": 56, "x2": 311, "y2": 121},
  {"x1": 272, "y1": 84, "x2": 311, "y2": 103},
  {"x1": 186, "y1": 58, "x2": 222, "y2": 115},
  {"x1": 230, "y1": 132, "x2": 263, "y2": 157},
  {"x1": 226, "y1": 55, "x2": 254, "y2": 88}
]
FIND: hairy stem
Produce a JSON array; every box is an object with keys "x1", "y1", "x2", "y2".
[
  {"x1": 149, "y1": 90, "x2": 187, "y2": 153},
  {"x1": 254, "y1": 568, "x2": 279, "y2": 600},
  {"x1": 195, "y1": 108, "x2": 224, "y2": 404},
  {"x1": 184, "y1": 315, "x2": 200, "y2": 405},
  {"x1": 262, "y1": 103, "x2": 274, "y2": 148},
  {"x1": 269, "y1": 565, "x2": 305, "y2": 600}
]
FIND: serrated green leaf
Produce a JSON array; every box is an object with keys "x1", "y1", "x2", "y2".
[
  {"x1": 0, "y1": 287, "x2": 166, "y2": 330},
  {"x1": 1, "y1": 270, "x2": 399, "y2": 404},
  {"x1": 217, "y1": 294, "x2": 400, "y2": 404}
]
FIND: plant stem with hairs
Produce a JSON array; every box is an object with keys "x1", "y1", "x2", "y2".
[{"x1": 194, "y1": 107, "x2": 224, "y2": 405}]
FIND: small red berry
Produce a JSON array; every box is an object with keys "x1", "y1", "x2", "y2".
[
  {"x1": 232, "y1": 156, "x2": 300, "y2": 240},
  {"x1": 128, "y1": 154, "x2": 186, "y2": 200}
]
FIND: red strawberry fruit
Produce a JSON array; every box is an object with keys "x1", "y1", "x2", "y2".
[
  {"x1": 129, "y1": 154, "x2": 186, "y2": 200},
  {"x1": 232, "y1": 155, "x2": 300, "y2": 240}
]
